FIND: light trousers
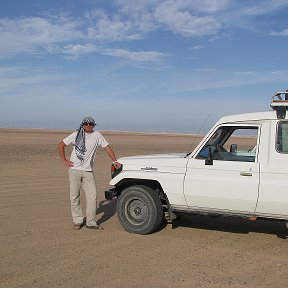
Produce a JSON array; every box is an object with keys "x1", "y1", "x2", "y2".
[{"x1": 68, "y1": 169, "x2": 97, "y2": 226}]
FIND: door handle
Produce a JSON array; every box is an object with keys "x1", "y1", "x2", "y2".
[{"x1": 240, "y1": 172, "x2": 252, "y2": 176}]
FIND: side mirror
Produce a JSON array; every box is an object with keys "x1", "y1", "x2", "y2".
[
  {"x1": 230, "y1": 144, "x2": 237, "y2": 153},
  {"x1": 205, "y1": 147, "x2": 213, "y2": 165}
]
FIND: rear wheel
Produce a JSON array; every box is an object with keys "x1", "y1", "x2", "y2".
[{"x1": 117, "y1": 185, "x2": 163, "y2": 234}]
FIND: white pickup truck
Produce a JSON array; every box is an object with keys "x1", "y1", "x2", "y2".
[{"x1": 105, "y1": 91, "x2": 288, "y2": 234}]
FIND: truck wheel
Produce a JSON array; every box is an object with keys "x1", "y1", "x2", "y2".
[{"x1": 117, "y1": 185, "x2": 163, "y2": 234}]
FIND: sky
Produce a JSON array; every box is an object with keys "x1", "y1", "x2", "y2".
[{"x1": 0, "y1": 0, "x2": 288, "y2": 133}]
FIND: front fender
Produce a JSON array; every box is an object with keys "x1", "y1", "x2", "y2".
[{"x1": 110, "y1": 170, "x2": 187, "y2": 207}]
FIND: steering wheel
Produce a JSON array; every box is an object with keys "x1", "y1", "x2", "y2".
[
  {"x1": 215, "y1": 144, "x2": 227, "y2": 160},
  {"x1": 216, "y1": 144, "x2": 227, "y2": 153}
]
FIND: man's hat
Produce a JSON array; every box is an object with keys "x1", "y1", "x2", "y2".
[{"x1": 81, "y1": 117, "x2": 96, "y2": 126}]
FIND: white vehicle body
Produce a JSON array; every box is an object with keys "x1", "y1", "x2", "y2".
[{"x1": 108, "y1": 91, "x2": 288, "y2": 234}]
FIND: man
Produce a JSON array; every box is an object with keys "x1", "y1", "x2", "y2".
[{"x1": 58, "y1": 116, "x2": 121, "y2": 230}]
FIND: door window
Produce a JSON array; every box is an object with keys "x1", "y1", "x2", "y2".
[
  {"x1": 196, "y1": 126, "x2": 259, "y2": 162},
  {"x1": 276, "y1": 121, "x2": 288, "y2": 153}
]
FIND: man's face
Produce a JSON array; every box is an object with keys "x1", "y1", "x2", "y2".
[{"x1": 83, "y1": 122, "x2": 95, "y2": 133}]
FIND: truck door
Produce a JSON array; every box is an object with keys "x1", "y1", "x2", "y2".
[
  {"x1": 256, "y1": 120, "x2": 288, "y2": 217},
  {"x1": 184, "y1": 125, "x2": 260, "y2": 213}
]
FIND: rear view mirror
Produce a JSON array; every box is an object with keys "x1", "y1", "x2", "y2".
[{"x1": 205, "y1": 147, "x2": 213, "y2": 165}]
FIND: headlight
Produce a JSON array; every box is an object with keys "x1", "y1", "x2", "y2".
[{"x1": 111, "y1": 163, "x2": 123, "y2": 178}]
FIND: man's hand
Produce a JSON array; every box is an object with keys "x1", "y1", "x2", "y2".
[
  {"x1": 113, "y1": 161, "x2": 122, "y2": 169},
  {"x1": 58, "y1": 141, "x2": 73, "y2": 168},
  {"x1": 104, "y1": 146, "x2": 121, "y2": 168},
  {"x1": 63, "y1": 160, "x2": 74, "y2": 167}
]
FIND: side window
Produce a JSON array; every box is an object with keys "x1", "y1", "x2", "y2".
[
  {"x1": 196, "y1": 126, "x2": 259, "y2": 162},
  {"x1": 276, "y1": 121, "x2": 288, "y2": 153}
]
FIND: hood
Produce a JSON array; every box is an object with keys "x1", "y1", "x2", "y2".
[{"x1": 117, "y1": 152, "x2": 189, "y2": 174}]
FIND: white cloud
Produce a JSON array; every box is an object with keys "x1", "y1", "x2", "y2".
[
  {"x1": 0, "y1": 0, "x2": 287, "y2": 61},
  {"x1": 0, "y1": 11, "x2": 164, "y2": 64},
  {"x1": 179, "y1": 0, "x2": 229, "y2": 13},
  {"x1": 239, "y1": 0, "x2": 288, "y2": 16},
  {"x1": 62, "y1": 44, "x2": 98, "y2": 59},
  {"x1": 233, "y1": 71, "x2": 258, "y2": 76},
  {"x1": 60, "y1": 43, "x2": 167, "y2": 64},
  {"x1": 117, "y1": 0, "x2": 229, "y2": 15},
  {"x1": 86, "y1": 9, "x2": 142, "y2": 41},
  {"x1": 154, "y1": 1, "x2": 222, "y2": 37},
  {"x1": 195, "y1": 68, "x2": 217, "y2": 72},
  {"x1": 0, "y1": 15, "x2": 84, "y2": 57},
  {"x1": 270, "y1": 29, "x2": 288, "y2": 36},
  {"x1": 272, "y1": 70, "x2": 288, "y2": 76},
  {"x1": 190, "y1": 45, "x2": 204, "y2": 50},
  {"x1": 100, "y1": 47, "x2": 167, "y2": 63},
  {"x1": 87, "y1": 0, "x2": 225, "y2": 41}
]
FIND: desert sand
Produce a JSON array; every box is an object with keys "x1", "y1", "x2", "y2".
[{"x1": 1, "y1": 128, "x2": 288, "y2": 288}]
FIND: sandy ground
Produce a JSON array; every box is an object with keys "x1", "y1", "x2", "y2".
[{"x1": 1, "y1": 128, "x2": 288, "y2": 288}]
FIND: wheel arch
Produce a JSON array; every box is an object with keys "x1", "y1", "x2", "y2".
[{"x1": 114, "y1": 178, "x2": 164, "y2": 195}]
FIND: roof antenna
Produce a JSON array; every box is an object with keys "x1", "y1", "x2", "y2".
[{"x1": 186, "y1": 114, "x2": 211, "y2": 156}]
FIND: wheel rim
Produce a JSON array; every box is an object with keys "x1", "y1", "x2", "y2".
[{"x1": 124, "y1": 197, "x2": 148, "y2": 225}]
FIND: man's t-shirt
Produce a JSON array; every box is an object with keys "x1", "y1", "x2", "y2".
[{"x1": 63, "y1": 130, "x2": 109, "y2": 171}]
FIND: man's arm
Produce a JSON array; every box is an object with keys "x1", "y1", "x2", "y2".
[
  {"x1": 104, "y1": 145, "x2": 121, "y2": 168},
  {"x1": 58, "y1": 141, "x2": 74, "y2": 167}
]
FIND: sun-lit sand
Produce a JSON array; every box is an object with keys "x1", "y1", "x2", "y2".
[{"x1": 1, "y1": 128, "x2": 288, "y2": 288}]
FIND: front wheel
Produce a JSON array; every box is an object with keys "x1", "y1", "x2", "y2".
[{"x1": 116, "y1": 185, "x2": 163, "y2": 234}]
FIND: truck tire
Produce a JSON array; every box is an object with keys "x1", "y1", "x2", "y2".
[{"x1": 116, "y1": 185, "x2": 163, "y2": 234}]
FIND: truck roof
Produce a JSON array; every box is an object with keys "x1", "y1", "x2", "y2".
[{"x1": 217, "y1": 110, "x2": 284, "y2": 125}]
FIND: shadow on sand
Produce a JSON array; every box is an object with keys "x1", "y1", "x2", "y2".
[
  {"x1": 95, "y1": 199, "x2": 288, "y2": 239},
  {"x1": 170, "y1": 214, "x2": 288, "y2": 239},
  {"x1": 96, "y1": 198, "x2": 117, "y2": 225}
]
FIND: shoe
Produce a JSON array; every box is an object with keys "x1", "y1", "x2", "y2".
[
  {"x1": 74, "y1": 223, "x2": 82, "y2": 230},
  {"x1": 86, "y1": 224, "x2": 104, "y2": 230}
]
